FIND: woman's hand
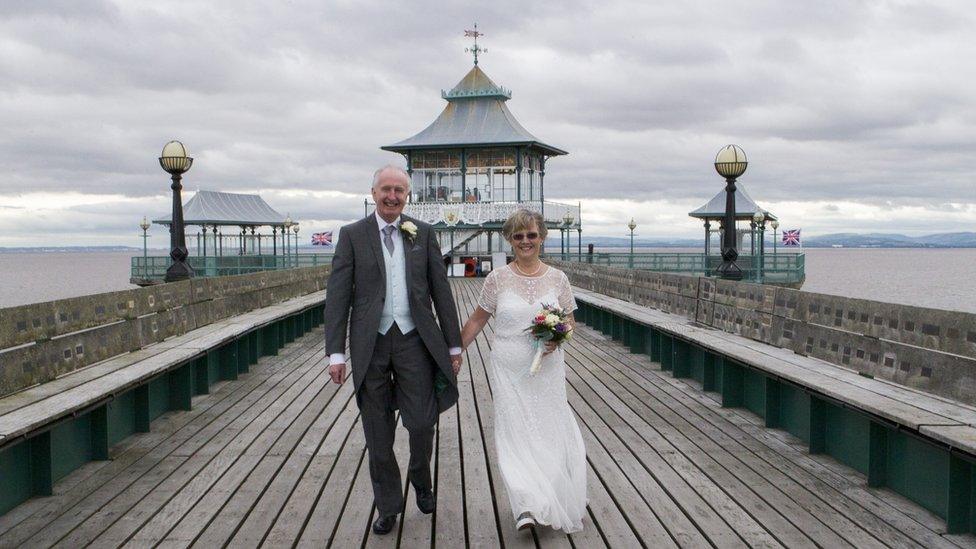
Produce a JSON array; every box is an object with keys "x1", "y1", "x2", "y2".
[{"x1": 542, "y1": 341, "x2": 558, "y2": 355}]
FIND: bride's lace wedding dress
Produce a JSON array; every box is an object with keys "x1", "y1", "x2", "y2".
[{"x1": 478, "y1": 264, "x2": 587, "y2": 532}]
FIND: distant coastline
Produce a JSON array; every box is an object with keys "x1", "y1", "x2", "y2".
[
  {"x1": 3, "y1": 230, "x2": 976, "y2": 253},
  {"x1": 583, "y1": 231, "x2": 976, "y2": 249},
  {"x1": 0, "y1": 246, "x2": 146, "y2": 254}
]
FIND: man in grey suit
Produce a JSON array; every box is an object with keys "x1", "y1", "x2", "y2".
[{"x1": 323, "y1": 165, "x2": 463, "y2": 535}]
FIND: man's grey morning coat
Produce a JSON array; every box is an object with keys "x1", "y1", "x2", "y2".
[{"x1": 323, "y1": 214, "x2": 462, "y2": 412}]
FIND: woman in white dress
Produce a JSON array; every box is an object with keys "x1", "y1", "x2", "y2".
[{"x1": 460, "y1": 209, "x2": 587, "y2": 533}]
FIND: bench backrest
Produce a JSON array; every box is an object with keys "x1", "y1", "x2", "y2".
[
  {"x1": 0, "y1": 265, "x2": 330, "y2": 398},
  {"x1": 552, "y1": 261, "x2": 976, "y2": 404}
]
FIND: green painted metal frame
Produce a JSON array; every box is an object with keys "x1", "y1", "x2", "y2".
[
  {"x1": 574, "y1": 298, "x2": 976, "y2": 534},
  {"x1": 0, "y1": 304, "x2": 325, "y2": 518}
]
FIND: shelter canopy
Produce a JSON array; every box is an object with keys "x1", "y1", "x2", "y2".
[
  {"x1": 153, "y1": 190, "x2": 287, "y2": 227},
  {"x1": 688, "y1": 183, "x2": 777, "y2": 221},
  {"x1": 381, "y1": 66, "x2": 566, "y2": 156}
]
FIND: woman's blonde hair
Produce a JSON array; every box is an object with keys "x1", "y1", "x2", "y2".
[{"x1": 501, "y1": 209, "x2": 547, "y2": 242}]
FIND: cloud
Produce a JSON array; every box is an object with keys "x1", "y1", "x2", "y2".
[{"x1": 0, "y1": 0, "x2": 974, "y2": 245}]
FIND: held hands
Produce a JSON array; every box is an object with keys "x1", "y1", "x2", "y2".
[
  {"x1": 451, "y1": 353, "x2": 464, "y2": 375},
  {"x1": 329, "y1": 363, "x2": 347, "y2": 385}
]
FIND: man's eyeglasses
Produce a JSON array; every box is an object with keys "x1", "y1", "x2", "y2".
[{"x1": 512, "y1": 232, "x2": 540, "y2": 241}]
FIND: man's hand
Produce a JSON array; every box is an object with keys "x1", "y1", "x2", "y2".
[
  {"x1": 329, "y1": 363, "x2": 347, "y2": 385},
  {"x1": 451, "y1": 353, "x2": 463, "y2": 375}
]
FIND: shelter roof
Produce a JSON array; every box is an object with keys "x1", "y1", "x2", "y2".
[
  {"x1": 688, "y1": 183, "x2": 778, "y2": 221},
  {"x1": 382, "y1": 65, "x2": 567, "y2": 156},
  {"x1": 153, "y1": 190, "x2": 287, "y2": 226}
]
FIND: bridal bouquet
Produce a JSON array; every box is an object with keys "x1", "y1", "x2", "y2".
[{"x1": 525, "y1": 304, "x2": 574, "y2": 375}]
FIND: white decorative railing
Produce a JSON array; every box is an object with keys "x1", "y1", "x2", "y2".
[{"x1": 400, "y1": 201, "x2": 580, "y2": 227}]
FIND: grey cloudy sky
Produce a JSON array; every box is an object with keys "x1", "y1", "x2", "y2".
[{"x1": 1, "y1": 0, "x2": 973, "y2": 246}]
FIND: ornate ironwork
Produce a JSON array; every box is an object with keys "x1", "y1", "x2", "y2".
[
  {"x1": 464, "y1": 24, "x2": 486, "y2": 66},
  {"x1": 401, "y1": 200, "x2": 579, "y2": 227}
]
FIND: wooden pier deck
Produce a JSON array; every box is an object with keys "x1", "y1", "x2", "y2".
[{"x1": 0, "y1": 278, "x2": 972, "y2": 548}]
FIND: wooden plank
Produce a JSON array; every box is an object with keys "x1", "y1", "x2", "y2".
[
  {"x1": 46, "y1": 338, "x2": 325, "y2": 547},
  {"x1": 432, "y1": 396, "x2": 465, "y2": 546},
  {"x1": 315, "y1": 424, "x2": 373, "y2": 548},
  {"x1": 144, "y1": 358, "x2": 340, "y2": 545},
  {"x1": 564, "y1": 362, "x2": 756, "y2": 548},
  {"x1": 2, "y1": 336, "x2": 322, "y2": 547},
  {"x1": 288, "y1": 412, "x2": 368, "y2": 546},
  {"x1": 580, "y1": 325, "x2": 937, "y2": 548},
  {"x1": 221, "y1": 389, "x2": 359, "y2": 547},
  {"x1": 639, "y1": 359, "x2": 962, "y2": 546},
  {"x1": 120, "y1": 356, "x2": 332, "y2": 546},
  {"x1": 457, "y1": 374, "x2": 501, "y2": 546},
  {"x1": 573, "y1": 388, "x2": 703, "y2": 547}
]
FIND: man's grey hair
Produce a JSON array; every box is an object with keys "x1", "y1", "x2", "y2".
[{"x1": 372, "y1": 164, "x2": 411, "y2": 189}]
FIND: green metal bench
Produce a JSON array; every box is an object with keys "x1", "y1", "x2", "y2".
[
  {"x1": 574, "y1": 287, "x2": 976, "y2": 535},
  {"x1": 0, "y1": 268, "x2": 329, "y2": 516}
]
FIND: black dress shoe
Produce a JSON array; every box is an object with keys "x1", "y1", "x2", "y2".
[
  {"x1": 415, "y1": 487, "x2": 435, "y2": 514},
  {"x1": 372, "y1": 513, "x2": 397, "y2": 535}
]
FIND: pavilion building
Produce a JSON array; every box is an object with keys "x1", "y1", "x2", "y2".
[
  {"x1": 381, "y1": 57, "x2": 580, "y2": 270},
  {"x1": 153, "y1": 190, "x2": 292, "y2": 257}
]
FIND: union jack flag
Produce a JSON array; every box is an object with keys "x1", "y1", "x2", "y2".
[
  {"x1": 311, "y1": 231, "x2": 333, "y2": 246},
  {"x1": 782, "y1": 229, "x2": 801, "y2": 246}
]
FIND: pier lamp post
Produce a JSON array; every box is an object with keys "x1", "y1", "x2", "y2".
[
  {"x1": 628, "y1": 218, "x2": 637, "y2": 269},
  {"x1": 771, "y1": 220, "x2": 779, "y2": 258},
  {"x1": 563, "y1": 211, "x2": 574, "y2": 259},
  {"x1": 159, "y1": 140, "x2": 194, "y2": 282},
  {"x1": 714, "y1": 145, "x2": 748, "y2": 280},
  {"x1": 753, "y1": 211, "x2": 765, "y2": 283},
  {"x1": 283, "y1": 215, "x2": 293, "y2": 265},
  {"x1": 292, "y1": 223, "x2": 300, "y2": 268},
  {"x1": 140, "y1": 216, "x2": 150, "y2": 278}
]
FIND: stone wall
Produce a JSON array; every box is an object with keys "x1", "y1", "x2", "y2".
[
  {"x1": 0, "y1": 266, "x2": 331, "y2": 397},
  {"x1": 552, "y1": 260, "x2": 976, "y2": 404}
]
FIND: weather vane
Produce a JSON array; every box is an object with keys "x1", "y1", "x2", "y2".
[{"x1": 464, "y1": 24, "x2": 485, "y2": 65}]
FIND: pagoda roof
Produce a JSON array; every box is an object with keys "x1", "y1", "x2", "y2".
[
  {"x1": 153, "y1": 190, "x2": 287, "y2": 226},
  {"x1": 382, "y1": 66, "x2": 567, "y2": 156},
  {"x1": 688, "y1": 183, "x2": 778, "y2": 221}
]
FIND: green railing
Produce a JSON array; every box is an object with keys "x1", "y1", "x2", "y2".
[
  {"x1": 547, "y1": 252, "x2": 805, "y2": 285},
  {"x1": 131, "y1": 253, "x2": 335, "y2": 283},
  {"x1": 133, "y1": 251, "x2": 804, "y2": 286}
]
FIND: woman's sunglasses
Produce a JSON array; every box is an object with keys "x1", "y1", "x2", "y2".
[{"x1": 512, "y1": 232, "x2": 540, "y2": 241}]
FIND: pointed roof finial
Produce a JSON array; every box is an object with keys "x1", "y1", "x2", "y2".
[{"x1": 464, "y1": 23, "x2": 485, "y2": 65}]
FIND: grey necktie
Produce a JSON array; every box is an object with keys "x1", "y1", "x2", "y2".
[{"x1": 383, "y1": 225, "x2": 395, "y2": 255}]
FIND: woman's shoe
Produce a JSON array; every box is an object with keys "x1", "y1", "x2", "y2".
[{"x1": 516, "y1": 512, "x2": 537, "y2": 531}]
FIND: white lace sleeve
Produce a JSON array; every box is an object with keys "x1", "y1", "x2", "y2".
[
  {"x1": 558, "y1": 271, "x2": 578, "y2": 313},
  {"x1": 478, "y1": 271, "x2": 498, "y2": 314}
]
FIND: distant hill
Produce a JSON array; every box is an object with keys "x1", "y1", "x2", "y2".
[
  {"x1": 803, "y1": 232, "x2": 976, "y2": 248},
  {"x1": 584, "y1": 232, "x2": 976, "y2": 249}
]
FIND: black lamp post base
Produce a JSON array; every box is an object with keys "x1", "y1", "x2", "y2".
[
  {"x1": 717, "y1": 261, "x2": 743, "y2": 280},
  {"x1": 165, "y1": 261, "x2": 195, "y2": 283}
]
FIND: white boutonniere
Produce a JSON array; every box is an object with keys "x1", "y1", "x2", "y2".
[{"x1": 400, "y1": 221, "x2": 418, "y2": 244}]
